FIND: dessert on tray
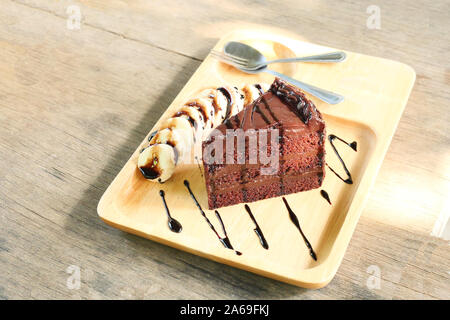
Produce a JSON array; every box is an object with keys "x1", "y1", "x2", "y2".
[
  {"x1": 202, "y1": 78, "x2": 326, "y2": 209},
  {"x1": 137, "y1": 77, "x2": 326, "y2": 209},
  {"x1": 138, "y1": 84, "x2": 269, "y2": 182}
]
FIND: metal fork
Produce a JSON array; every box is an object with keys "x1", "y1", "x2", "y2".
[
  {"x1": 210, "y1": 50, "x2": 249, "y2": 67},
  {"x1": 210, "y1": 51, "x2": 344, "y2": 105},
  {"x1": 210, "y1": 50, "x2": 346, "y2": 71}
]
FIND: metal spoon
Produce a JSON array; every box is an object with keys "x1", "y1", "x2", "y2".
[
  {"x1": 221, "y1": 43, "x2": 344, "y2": 104},
  {"x1": 214, "y1": 56, "x2": 343, "y2": 104},
  {"x1": 224, "y1": 41, "x2": 346, "y2": 70}
]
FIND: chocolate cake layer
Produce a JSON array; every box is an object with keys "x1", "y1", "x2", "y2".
[{"x1": 202, "y1": 78, "x2": 326, "y2": 209}]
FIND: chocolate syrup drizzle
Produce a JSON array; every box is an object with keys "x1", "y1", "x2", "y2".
[
  {"x1": 251, "y1": 100, "x2": 271, "y2": 125},
  {"x1": 159, "y1": 190, "x2": 182, "y2": 233},
  {"x1": 217, "y1": 87, "x2": 233, "y2": 119},
  {"x1": 184, "y1": 180, "x2": 241, "y2": 255},
  {"x1": 148, "y1": 131, "x2": 157, "y2": 141},
  {"x1": 139, "y1": 166, "x2": 162, "y2": 182},
  {"x1": 214, "y1": 210, "x2": 242, "y2": 255},
  {"x1": 254, "y1": 84, "x2": 264, "y2": 95},
  {"x1": 244, "y1": 204, "x2": 269, "y2": 249},
  {"x1": 236, "y1": 94, "x2": 282, "y2": 202},
  {"x1": 282, "y1": 197, "x2": 317, "y2": 261},
  {"x1": 187, "y1": 101, "x2": 211, "y2": 128},
  {"x1": 232, "y1": 114, "x2": 241, "y2": 128},
  {"x1": 224, "y1": 118, "x2": 233, "y2": 129},
  {"x1": 174, "y1": 110, "x2": 198, "y2": 130},
  {"x1": 209, "y1": 93, "x2": 221, "y2": 118},
  {"x1": 246, "y1": 95, "x2": 275, "y2": 127},
  {"x1": 140, "y1": 131, "x2": 159, "y2": 155},
  {"x1": 320, "y1": 190, "x2": 332, "y2": 205},
  {"x1": 327, "y1": 134, "x2": 357, "y2": 184}
]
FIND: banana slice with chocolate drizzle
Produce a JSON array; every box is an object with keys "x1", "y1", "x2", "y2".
[{"x1": 138, "y1": 84, "x2": 269, "y2": 182}]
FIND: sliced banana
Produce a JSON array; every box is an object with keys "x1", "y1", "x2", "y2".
[
  {"x1": 242, "y1": 84, "x2": 261, "y2": 106},
  {"x1": 198, "y1": 88, "x2": 228, "y2": 126},
  {"x1": 159, "y1": 117, "x2": 194, "y2": 141},
  {"x1": 173, "y1": 106, "x2": 205, "y2": 138},
  {"x1": 226, "y1": 86, "x2": 245, "y2": 116},
  {"x1": 185, "y1": 97, "x2": 215, "y2": 130},
  {"x1": 138, "y1": 144, "x2": 176, "y2": 183},
  {"x1": 150, "y1": 128, "x2": 187, "y2": 164}
]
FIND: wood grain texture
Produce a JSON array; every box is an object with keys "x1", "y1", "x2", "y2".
[
  {"x1": 0, "y1": 0, "x2": 449, "y2": 299},
  {"x1": 98, "y1": 29, "x2": 416, "y2": 288}
]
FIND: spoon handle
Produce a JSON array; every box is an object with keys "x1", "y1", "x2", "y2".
[
  {"x1": 265, "y1": 51, "x2": 346, "y2": 64},
  {"x1": 265, "y1": 70, "x2": 344, "y2": 105}
]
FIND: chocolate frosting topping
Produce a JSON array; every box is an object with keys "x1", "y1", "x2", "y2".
[
  {"x1": 270, "y1": 78, "x2": 314, "y2": 124},
  {"x1": 209, "y1": 77, "x2": 324, "y2": 137}
]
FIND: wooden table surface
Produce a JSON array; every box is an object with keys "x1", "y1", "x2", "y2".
[{"x1": 1, "y1": 0, "x2": 449, "y2": 299}]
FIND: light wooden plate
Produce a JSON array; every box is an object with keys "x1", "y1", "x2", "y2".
[{"x1": 97, "y1": 28, "x2": 415, "y2": 288}]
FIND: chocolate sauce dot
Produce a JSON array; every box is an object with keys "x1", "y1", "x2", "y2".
[
  {"x1": 159, "y1": 190, "x2": 183, "y2": 233},
  {"x1": 320, "y1": 190, "x2": 332, "y2": 205}
]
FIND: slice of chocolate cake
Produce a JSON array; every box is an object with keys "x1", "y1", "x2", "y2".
[{"x1": 202, "y1": 78, "x2": 326, "y2": 209}]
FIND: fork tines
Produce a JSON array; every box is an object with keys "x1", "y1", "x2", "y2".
[{"x1": 209, "y1": 50, "x2": 249, "y2": 67}]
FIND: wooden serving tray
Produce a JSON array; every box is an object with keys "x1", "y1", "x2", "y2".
[{"x1": 97, "y1": 28, "x2": 415, "y2": 288}]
